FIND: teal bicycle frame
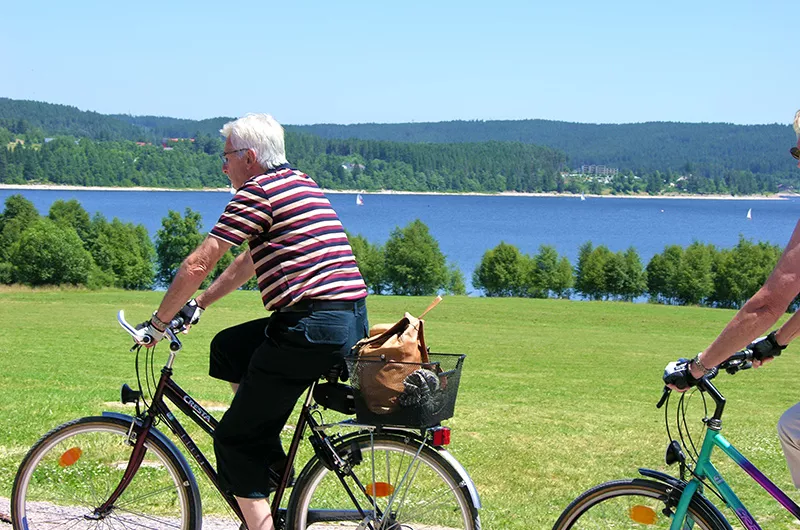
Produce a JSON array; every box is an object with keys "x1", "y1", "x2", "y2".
[{"x1": 669, "y1": 378, "x2": 800, "y2": 529}]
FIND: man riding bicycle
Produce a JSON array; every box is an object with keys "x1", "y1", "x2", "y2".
[
  {"x1": 139, "y1": 113, "x2": 369, "y2": 530},
  {"x1": 664, "y1": 108, "x2": 800, "y2": 488}
]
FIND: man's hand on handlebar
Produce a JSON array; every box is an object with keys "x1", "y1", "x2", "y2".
[
  {"x1": 135, "y1": 319, "x2": 166, "y2": 347},
  {"x1": 177, "y1": 299, "x2": 204, "y2": 333},
  {"x1": 747, "y1": 331, "x2": 786, "y2": 367},
  {"x1": 663, "y1": 358, "x2": 702, "y2": 391}
]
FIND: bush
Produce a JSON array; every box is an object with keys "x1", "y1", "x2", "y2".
[
  {"x1": 11, "y1": 219, "x2": 93, "y2": 286},
  {"x1": 384, "y1": 220, "x2": 448, "y2": 296},
  {"x1": 473, "y1": 242, "x2": 527, "y2": 297}
]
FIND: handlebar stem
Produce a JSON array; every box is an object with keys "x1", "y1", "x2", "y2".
[{"x1": 697, "y1": 377, "x2": 726, "y2": 430}]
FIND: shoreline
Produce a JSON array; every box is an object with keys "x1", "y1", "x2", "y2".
[{"x1": 0, "y1": 183, "x2": 792, "y2": 201}]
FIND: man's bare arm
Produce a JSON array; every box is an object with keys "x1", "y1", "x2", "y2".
[
  {"x1": 196, "y1": 250, "x2": 256, "y2": 309},
  {"x1": 693, "y1": 220, "x2": 800, "y2": 375},
  {"x1": 154, "y1": 236, "x2": 232, "y2": 324}
]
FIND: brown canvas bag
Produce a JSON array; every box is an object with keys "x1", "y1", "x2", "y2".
[{"x1": 353, "y1": 312, "x2": 429, "y2": 414}]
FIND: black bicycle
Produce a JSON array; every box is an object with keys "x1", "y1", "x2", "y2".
[{"x1": 10, "y1": 311, "x2": 481, "y2": 529}]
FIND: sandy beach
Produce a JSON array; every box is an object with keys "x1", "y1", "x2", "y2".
[{"x1": 0, "y1": 182, "x2": 793, "y2": 200}]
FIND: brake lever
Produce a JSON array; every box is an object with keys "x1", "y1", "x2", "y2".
[{"x1": 656, "y1": 386, "x2": 670, "y2": 409}]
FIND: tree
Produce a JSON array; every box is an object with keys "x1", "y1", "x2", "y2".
[
  {"x1": 447, "y1": 264, "x2": 467, "y2": 295},
  {"x1": 619, "y1": 247, "x2": 646, "y2": 302},
  {"x1": 473, "y1": 242, "x2": 526, "y2": 297},
  {"x1": 526, "y1": 244, "x2": 573, "y2": 298},
  {"x1": 48, "y1": 199, "x2": 91, "y2": 243},
  {"x1": 87, "y1": 215, "x2": 155, "y2": 289},
  {"x1": 710, "y1": 237, "x2": 781, "y2": 309},
  {"x1": 646, "y1": 245, "x2": 683, "y2": 304},
  {"x1": 0, "y1": 194, "x2": 40, "y2": 262},
  {"x1": 676, "y1": 242, "x2": 716, "y2": 305},
  {"x1": 384, "y1": 219, "x2": 448, "y2": 296},
  {"x1": 10, "y1": 218, "x2": 93, "y2": 285},
  {"x1": 552, "y1": 256, "x2": 575, "y2": 298},
  {"x1": 155, "y1": 208, "x2": 205, "y2": 286},
  {"x1": 575, "y1": 242, "x2": 612, "y2": 300},
  {"x1": 348, "y1": 232, "x2": 387, "y2": 294}
]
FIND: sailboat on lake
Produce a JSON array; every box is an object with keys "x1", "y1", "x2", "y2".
[
  {"x1": 580, "y1": 193, "x2": 586, "y2": 201},
  {"x1": 746, "y1": 208, "x2": 752, "y2": 220},
  {"x1": 356, "y1": 193, "x2": 364, "y2": 206}
]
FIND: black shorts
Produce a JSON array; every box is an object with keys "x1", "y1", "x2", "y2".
[{"x1": 210, "y1": 299, "x2": 368, "y2": 498}]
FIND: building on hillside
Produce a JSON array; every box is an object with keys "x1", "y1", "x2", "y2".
[{"x1": 578, "y1": 164, "x2": 619, "y2": 176}]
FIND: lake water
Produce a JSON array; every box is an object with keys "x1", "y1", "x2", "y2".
[{"x1": 3, "y1": 188, "x2": 800, "y2": 294}]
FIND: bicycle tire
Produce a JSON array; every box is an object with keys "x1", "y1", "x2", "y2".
[
  {"x1": 11, "y1": 415, "x2": 201, "y2": 530},
  {"x1": 285, "y1": 432, "x2": 480, "y2": 529},
  {"x1": 552, "y1": 478, "x2": 730, "y2": 530}
]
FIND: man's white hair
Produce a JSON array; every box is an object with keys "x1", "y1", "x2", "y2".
[
  {"x1": 220, "y1": 113, "x2": 288, "y2": 170},
  {"x1": 794, "y1": 109, "x2": 800, "y2": 138}
]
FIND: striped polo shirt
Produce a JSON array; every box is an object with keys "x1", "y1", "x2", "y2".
[{"x1": 210, "y1": 164, "x2": 367, "y2": 310}]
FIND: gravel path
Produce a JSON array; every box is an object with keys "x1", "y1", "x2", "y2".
[{"x1": 0, "y1": 496, "x2": 245, "y2": 529}]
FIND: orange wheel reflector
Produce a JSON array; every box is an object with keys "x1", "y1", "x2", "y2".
[
  {"x1": 366, "y1": 482, "x2": 395, "y2": 498},
  {"x1": 629, "y1": 504, "x2": 658, "y2": 525},
  {"x1": 59, "y1": 447, "x2": 83, "y2": 467}
]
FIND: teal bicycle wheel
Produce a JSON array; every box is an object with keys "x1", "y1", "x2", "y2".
[{"x1": 552, "y1": 478, "x2": 730, "y2": 530}]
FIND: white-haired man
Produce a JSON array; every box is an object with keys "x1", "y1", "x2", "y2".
[{"x1": 140, "y1": 113, "x2": 369, "y2": 530}]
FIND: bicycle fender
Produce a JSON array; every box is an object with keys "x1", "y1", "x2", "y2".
[
  {"x1": 638, "y1": 468, "x2": 732, "y2": 529},
  {"x1": 303, "y1": 429, "x2": 481, "y2": 510},
  {"x1": 438, "y1": 448, "x2": 482, "y2": 509},
  {"x1": 102, "y1": 411, "x2": 203, "y2": 518}
]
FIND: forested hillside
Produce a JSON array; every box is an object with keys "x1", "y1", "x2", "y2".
[
  {"x1": 292, "y1": 120, "x2": 797, "y2": 178},
  {"x1": 1, "y1": 97, "x2": 798, "y2": 195}
]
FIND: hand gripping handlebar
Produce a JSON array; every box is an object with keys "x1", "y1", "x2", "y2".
[{"x1": 117, "y1": 310, "x2": 184, "y2": 352}]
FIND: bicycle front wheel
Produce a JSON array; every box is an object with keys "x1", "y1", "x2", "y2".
[
  {"x1": 11, "y1": 415, "x2": 200, "y2": 530},
  {"x1": 552, "y1": 478, "x2": 729, "y2": 530},
  {"x1": 286, "y1": 432, "x2": 480, "y2": 529}
]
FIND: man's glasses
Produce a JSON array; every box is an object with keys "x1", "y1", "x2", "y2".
[
  {"x1": 220, "y1": 148, "x2": 248, "y2": 163},
  {"x1": 791, "y1": 147, "x2": 800, "y2": 161}
]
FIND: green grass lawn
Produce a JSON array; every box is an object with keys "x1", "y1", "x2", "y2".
[{"x1": 2, "y1": 288, "x2": 800, "y2": 528}]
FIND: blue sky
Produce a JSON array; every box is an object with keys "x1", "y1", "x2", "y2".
[{"x1": 1, "y1": 0, "x2": 797, "y2": 126}]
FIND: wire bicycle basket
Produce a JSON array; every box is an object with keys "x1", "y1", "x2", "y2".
[{"x1": 347, "y1": 353, "x2": 465, "y2": 428}]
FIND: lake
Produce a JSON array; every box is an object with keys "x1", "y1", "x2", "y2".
[{"x1": 3, "y1": 188, "x2": 800, "y2": 294}]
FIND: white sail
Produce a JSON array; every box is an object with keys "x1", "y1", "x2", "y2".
[
  {"x1": 746, "y1": 208, "x2": 752, "y2": 220},
  {"x1": 356, "y1": 193, "x2": 364, "y2": 206},
  {"x1": 580, "y1": 193, "x2": 586, "y2": 201}
]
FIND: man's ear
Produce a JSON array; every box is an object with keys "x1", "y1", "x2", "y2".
[{"x1": 245, "y1": 148, "x2": 256, "y2": 166}]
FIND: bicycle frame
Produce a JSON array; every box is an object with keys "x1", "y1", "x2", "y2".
[
  {"x1": 670, "y1": 384, "x2": 800, "y2": 529},
  {"x1": 101, "y1": 363, "x2": 247, "y2": 523}
]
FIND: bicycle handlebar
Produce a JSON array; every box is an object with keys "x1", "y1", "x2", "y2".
[
  {"x1": 656, "y1": 347, "x2": 755, "y2": 409},
  {"x1": 117, "y1": 310, "x2": 184, "y2": 352}
]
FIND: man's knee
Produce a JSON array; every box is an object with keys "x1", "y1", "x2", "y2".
[{"x1": 778, "y1": 403, "x2": 800, "y2": 445}]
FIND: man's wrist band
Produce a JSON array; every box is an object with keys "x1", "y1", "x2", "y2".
[
  {"x1": 692, "y1": 354, "x2": 713, "y2": 376},
  {"x1": 151, "y1": 312, "x2": 169, "y2": 332},
  {"x1": 767, "y1": 331, "x2": 787, "y2": 350}
]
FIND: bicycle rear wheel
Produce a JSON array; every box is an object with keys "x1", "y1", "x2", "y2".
[
  {"x1": 552, "y1": 478, "x2": 729, "y2": 530},
  {"x1": 286, "y1": 432, "x2": 480, "y2": 529},
  {"x1": 11, "y1": 415, "x2": 201, "y2": 530}
]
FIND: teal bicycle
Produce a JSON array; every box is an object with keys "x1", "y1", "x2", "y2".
[{"x1": 553, "y1": 349, "x2": 800, "y2": 529}]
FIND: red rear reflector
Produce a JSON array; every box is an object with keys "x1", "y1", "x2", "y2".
[{"x1": 431, "y1": 426, "x2": 451, "y2": 446}]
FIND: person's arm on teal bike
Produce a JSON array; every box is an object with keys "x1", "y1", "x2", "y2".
[{"x1": 663, "y1": 219, "x2": 800, "y2": 390}]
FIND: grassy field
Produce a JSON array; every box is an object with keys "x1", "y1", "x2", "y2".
[{"x1": 2, "y1": 288, "x2": 800, "y2": 528}]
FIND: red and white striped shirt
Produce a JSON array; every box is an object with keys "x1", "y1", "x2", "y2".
[{"x1": 210, "y1": 165, "x2": 367, "y2": 310}]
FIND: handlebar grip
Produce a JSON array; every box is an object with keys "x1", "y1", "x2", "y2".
[{"x1": 170, "y1": 316, "x2": 185, "y2": 330}]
